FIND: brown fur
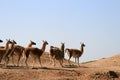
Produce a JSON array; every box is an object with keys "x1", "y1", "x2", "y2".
[
  {"x1": 3, "y1": 40, "x2": 17, "y2": 66},
  {"x1": 8, "y1": 40, "x2": 36, "y2": 66},
  {"x1": 65, "y1": 43, "x2": 85, "y2": 66},
  {"x1": 24, "y1": 40, "x2": 48, "y2": 68},
  {"x1": 0, "y1": 39, "x2": 12, "y2": 63},
  {"x1": 49, "y1": 42, "x2": 65, "y2": 67}
]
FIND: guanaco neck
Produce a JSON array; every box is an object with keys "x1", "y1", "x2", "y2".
[
  {"x1": 5, "y1": 41, "x2": 10, "y2": 49},
  {"x1": 41, "y1": 42, "x2": 47, "y2": 52},
  {"x1": 10, "y1": 43, "x2": 13, "y2": 49},
  {"x1": 80, "y1": 44, "x2": 84, "y2": 53},
  {"x1": 60, "y1": 44, "x2": 64, "y2": 53},
  {"x1": 27, "y1": 43, "x2": 33, "y2": 47},
  {"x1": 10, "y1": 42, "x2": 16, "y2": 49}
]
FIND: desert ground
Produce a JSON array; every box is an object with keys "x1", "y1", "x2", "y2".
[{"x1": 0, "y1": 52, "x2": 120, "y2": 80}]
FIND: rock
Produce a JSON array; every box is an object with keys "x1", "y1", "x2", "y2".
[{"x1": 107, "y1": 71, "x2": 118, "y2": 78}]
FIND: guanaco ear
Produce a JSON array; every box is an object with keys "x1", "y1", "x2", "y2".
[
  {"x1": 42, "y1": 40, "x2": 44, "y2": 42},
  {"x1": 6, "y1": 39, "x2": 10, "y2": 41},
  {"x1": 61, "y1": 42, "x2": 65, "y2": 44},
  {"x1": 30, "y1": 40, "x2": 32, "y2": 42},
  {"x1": 46, "y1": 41, "x2": 48, "y2": 44},
  {"x1": 82, "y1": 42, "x2": 85, "y2": 44}
]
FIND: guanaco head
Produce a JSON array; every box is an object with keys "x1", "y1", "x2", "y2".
[
  {"x1": 81, "y1": 42, "x2": 85, "y2": 47},
  {"x1": 42, "y1": 40, "x2": 48, "y2": 45},
  {"x1": 61, "y1": 42, "x2": 65, "y2": 45},
  {"x1": 6, "y1": 39, "x2": 12, "y2": 44},
  {"x1": 30, "y1": 40, "x2": 36, "y2": 45},
  {"x1": 0, "y1": 39, "x2": 3, "y2": 43},
  {"x1": 65, "y1": 48, "x2": 70, "y2": 53},
  {"x1": 12, "y1": 40, "x2": 17, "y2": 44}
]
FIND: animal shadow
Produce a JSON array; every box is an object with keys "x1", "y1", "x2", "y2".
[
  {"x1": 64, "y1": 64, "x2": 78, "y2": 68},
  {"x1": 64, "y1": 64, "x2": 88, "y2": 68},
  {"x1": 2, "y1": 65, "x2": 26, "y2": 69}
]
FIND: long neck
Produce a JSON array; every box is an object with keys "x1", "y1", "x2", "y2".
[
  {"x1": 60, "y1": 44, "x2": 64, "y2": 58},
  {"x1": 60, "y1": 44, "x2": 64, "y2": 53},
  {"x1": 27, "y1": 43, "x2": 32, "y2": 47},
  {"x1": 10, "y1": 43, "x2": 15, "y2": 49},
  {"x1": 80, "y1": 45, "x2": 84, "y2": 53},
  {"x1": 41, "y1": 43, "x2": 46, "y2": 52},
  {"x1": 5, "y1": 41, "x2": 9, "y2": 49}
]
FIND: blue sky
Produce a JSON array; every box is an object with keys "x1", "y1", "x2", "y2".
[{"x1": 0, "y1": 0, "x2": 120, "y2": 62}]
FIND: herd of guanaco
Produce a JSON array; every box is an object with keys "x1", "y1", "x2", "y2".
[{"x1": 0, "y1": 39, "x2": 85, "y2": 68}]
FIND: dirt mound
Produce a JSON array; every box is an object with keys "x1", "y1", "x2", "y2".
[
  {"x1": 0, "y1": 53, "x2": 120, "y2": 80},
  {"x1": 84, "y1": 54, "x2": 120, "y2": 68}
]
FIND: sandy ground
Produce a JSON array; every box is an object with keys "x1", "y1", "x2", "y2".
[{"x1": 0, "y1": 52, "x2": 120, "y2": 80}]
